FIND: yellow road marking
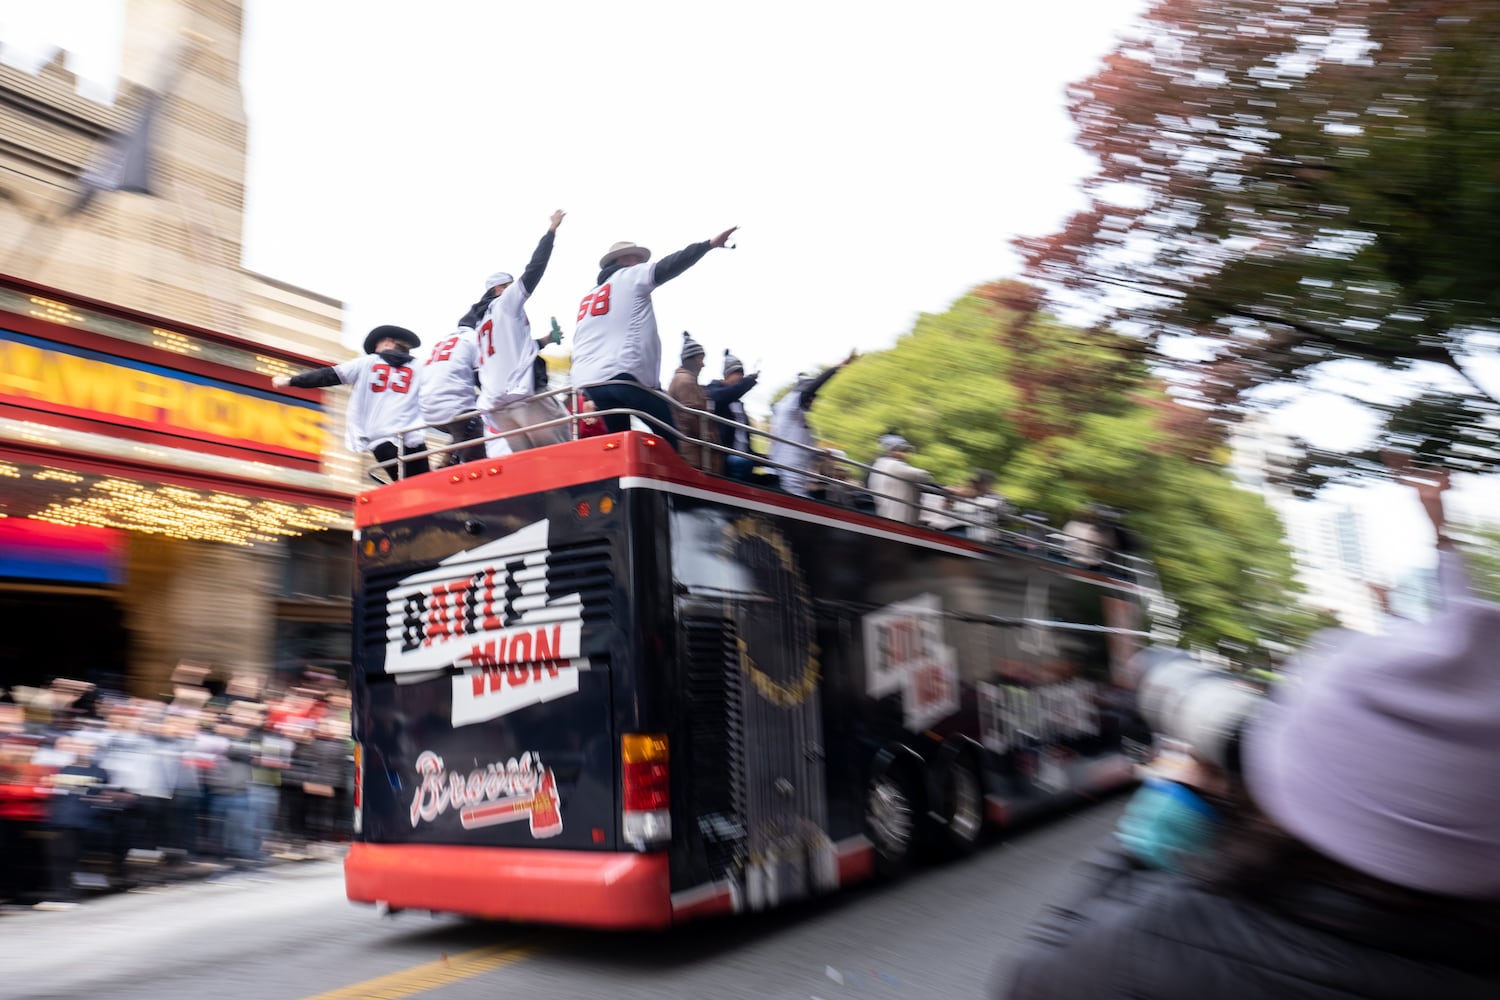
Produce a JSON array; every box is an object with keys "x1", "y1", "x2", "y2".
[{"x1": 300, "y1": 940, "x2": 544, "y2": 1000}]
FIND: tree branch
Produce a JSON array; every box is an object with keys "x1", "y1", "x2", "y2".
[{"x1": 1201, "y1": 301, "x2": 1500, "y2": 405}]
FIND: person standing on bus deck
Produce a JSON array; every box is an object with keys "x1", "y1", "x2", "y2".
[
  {"x1": 471, "y1": 210, "x2": 570, "y2": 455},
  {"x1": 867, "y1": 433, "x2": 933, "y2": 524},
  {"x1": 571, "y1": 226, "x2": 739, "y2": 450},
  {"x1": 706, "y1": 348, "x2": 760, "y2": 481},
  {"x1": 666, "y1": 332, "x2": 718, "y2": 473},
  {"x1": 768, "y1": 350, "x2": 857, "y2": 497},
  {"x1": 416, "y1": 321, "x2": 483, "y2": 467},
  {"x1": 449, "y1": 271, "x2": 515, "y2": 456},
  {"x1": 272, "y1": 325, "x2": 430, "y2": 482}
]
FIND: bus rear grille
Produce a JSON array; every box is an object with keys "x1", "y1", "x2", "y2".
[{"x1": 683, "y1": 614, "x2": 746, "y2": 875}]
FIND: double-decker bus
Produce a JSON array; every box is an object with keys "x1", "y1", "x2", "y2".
[{"x1": 343, "y1": 391, "x2": 1150, "y2": 929}]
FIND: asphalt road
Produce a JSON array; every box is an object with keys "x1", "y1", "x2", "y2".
[{"x1": 0, "y1": 799, "x2": 1123, "y2": 1000}]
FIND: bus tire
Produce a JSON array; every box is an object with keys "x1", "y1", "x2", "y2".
[
  {"x1": 941, "y1": 756, "x2": 985, "y2": 857},
  {"x1": 866, "y1": 760, "x2": 922, "y2": 874}
]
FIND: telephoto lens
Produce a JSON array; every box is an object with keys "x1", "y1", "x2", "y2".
[{"x1": 1132, "y1": 649, "x2": 1266, "y2": 775}]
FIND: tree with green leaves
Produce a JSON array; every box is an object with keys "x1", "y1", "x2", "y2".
[
  {"x1": 1459, "y1": 523, "x2": 1500, "y2": 603},
  {"x1": 1021, "y1": 0, "x2": 1500, "y2": 492},
  {"x1": 809, "y1": 281, "x2": 1304, "y2": 652}
]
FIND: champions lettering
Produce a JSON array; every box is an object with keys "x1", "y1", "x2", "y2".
[{"x1": 0, "y1": 336, "x2": 322, "y2": 456}]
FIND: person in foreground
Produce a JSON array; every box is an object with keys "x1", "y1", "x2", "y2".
[{"x1": 1001, "y1": 468, "x2": 1500, "y2": 999}]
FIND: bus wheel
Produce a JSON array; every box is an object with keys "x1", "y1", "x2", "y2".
[
  {"x1": 942, "y1": 759, "x2": 984, "y2": 856},
  {"x1": 866, "y1": 765, "x2": 920, "y2": 873}
]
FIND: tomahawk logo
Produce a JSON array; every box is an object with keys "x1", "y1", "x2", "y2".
[{"x1": 382, "y1": 520, "x2": 584, "y2": 677}]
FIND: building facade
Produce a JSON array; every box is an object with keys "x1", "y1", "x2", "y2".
[
  {"x1": 0, "y1": 0, "x2": 364, "y2": 696},
  {"x1": 1230, "y1": 414, "x2": 1382, "y2": 633}
]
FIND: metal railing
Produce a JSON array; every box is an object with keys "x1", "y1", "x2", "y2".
[{"x1": 367, "y1": 381, "x2": 1153, "y2": 584}]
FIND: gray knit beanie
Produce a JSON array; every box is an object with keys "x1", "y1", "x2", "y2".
[{"x1": 681, "y1": 331, "x2": 705, "y2": 364}]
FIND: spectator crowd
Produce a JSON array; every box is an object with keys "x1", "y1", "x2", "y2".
[{"x1": 0, "y1": 664, "x2": 354, "y2": 910}]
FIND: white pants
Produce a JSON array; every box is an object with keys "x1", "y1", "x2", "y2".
[{"x1": 484, "y1": 396, "x2": 571, "y2": 456}]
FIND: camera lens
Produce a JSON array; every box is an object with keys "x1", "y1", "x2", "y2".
[{"x1": 1134, "y1": 650, "x2": 1264, "y2": 773}]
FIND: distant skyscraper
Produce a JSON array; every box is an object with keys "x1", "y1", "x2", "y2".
[{"x1": 1231, "y1": 415, "x2": 1381, "y2": 633}]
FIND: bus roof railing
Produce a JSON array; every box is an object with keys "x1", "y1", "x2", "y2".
[{"x1": 364, "y1": 381, "x2": 1153, "y2": 586}]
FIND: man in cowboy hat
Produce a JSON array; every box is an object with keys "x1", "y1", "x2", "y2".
[
  {"x1": 272, "y1": 325, "x2": 430, "y2": 482},
  {"x1": 570, "y1": 226, "x2": 737, "y2": 450}
]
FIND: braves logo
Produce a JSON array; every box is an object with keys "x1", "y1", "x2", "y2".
[{"x1": 408, "y1": 750, "x2": 563, "y2": 838}]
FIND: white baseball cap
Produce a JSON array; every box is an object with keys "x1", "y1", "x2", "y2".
[
  {"x1": 485, "y1": 271, "x2": 514, "y2": 290},
  {"x1": 879, "y1": 433, "x2": 913, "y2": 453}
]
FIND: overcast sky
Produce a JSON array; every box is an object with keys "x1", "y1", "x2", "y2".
[
  {"x1": 2, "y1": 0, "x2": 1484, "y2": 578},
  {"x1": 1, "y1": 0, "x2": 1150, "y2": 406}
]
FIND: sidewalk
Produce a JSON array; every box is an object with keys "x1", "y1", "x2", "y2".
[{"x1": 2, "y1": 841, "x2": 348, "y2": 914}]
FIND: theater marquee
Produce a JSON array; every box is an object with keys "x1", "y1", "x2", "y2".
[
  {"x1": 0, "y1": 330, "x2": 323, "y2": 463},
  {"x1": 0, "y1": 281, "x2": 331, "y2": 472},
  {"x1": 0, "y1": 277, "x2": 351, "y2": 541}
]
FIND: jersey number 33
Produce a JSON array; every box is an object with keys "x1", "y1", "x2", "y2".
[{"x1": 370, "y1": 363, "x2": 414, "y2": 393}]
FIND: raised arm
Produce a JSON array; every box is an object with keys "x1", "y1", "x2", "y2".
[
  {"x1": 652, "y1": 226, "x2": 738, "y2": 286},
  {"x1": 519, "y1": 210, "x2": 565, "y2": 293},
  {"x1": 798, "y1": 350, "x2": 857, "y2": 408},
  {"x1": 1407, "y1": 469, "x2": 1451, "y2": 549},
  {"x1": 706, "y1": 371, "x2": 759, "y2": 405},
  {"x1": 1386, "y1": 450, "x2": 1451, "y2": 549}
]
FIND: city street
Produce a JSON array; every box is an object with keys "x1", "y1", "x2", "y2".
[{"x1": 0, "y1": 800, "x2": 1122, "y2": 1000}]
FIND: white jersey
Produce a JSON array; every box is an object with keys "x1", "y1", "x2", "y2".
[
  {"x1": 475, "y1": 282, "x2": 538, "y2": 411},
  {"x1": 570, "y1": 262, "x2": 662, "y2": 389},
  {"x1": 418, "y1": 327, "x2": 481, "y2": 424},
  {"x1": 334, "y1": 353, "x2": 424, "y2": 452},
  {"x1": 768, "y1": 390, "x2": 816, "y2": 496},
  {"x1": 868, "y1": 455, "x2": 932, "y2": 524}
]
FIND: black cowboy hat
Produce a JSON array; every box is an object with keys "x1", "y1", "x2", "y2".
[{"x1": 363, "y1": 325, "x2": 420, "y2": 355}]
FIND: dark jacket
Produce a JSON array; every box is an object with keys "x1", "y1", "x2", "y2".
[
  {"x1": 208, "y1": 734, "x2": 255, "y2": 795},
  {"x1": 48, "y1": 762, "x2": 112, "y2": 830},
  {"x1": 1003, "y1": 848, "x2": 1500, "y2": 1000},
  {"x1": 705, "y1": 373, "x2": 759, "y2": 451}
]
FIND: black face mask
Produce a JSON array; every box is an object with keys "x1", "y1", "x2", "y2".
[{"x1": 378, "y1": 347, "x2": 415, "y2": 365}]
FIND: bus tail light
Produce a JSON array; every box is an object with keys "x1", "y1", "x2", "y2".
[
  {"x1": 353, "y1": 742, "x2": 363, "y2": 836},
  {"x1": 621, "y1": 733, "x2": 670, "y2": 848}
]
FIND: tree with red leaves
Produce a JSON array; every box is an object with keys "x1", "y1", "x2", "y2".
[{"x1": 1023, "y1": 0, "x2": 1500, "y2": 491}]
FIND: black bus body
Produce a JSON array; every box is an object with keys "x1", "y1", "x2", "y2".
[{"x1": 345, "y1": 430, "x2": 1145, "y2": 929}]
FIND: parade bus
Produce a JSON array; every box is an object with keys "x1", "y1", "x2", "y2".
[{"x1": 343, "y1": 389, "x2": 1151, "y2": 929}]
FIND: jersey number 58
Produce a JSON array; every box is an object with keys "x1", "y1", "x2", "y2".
[{"x1": 576, "y1": 284, "x2": 612, "y2": 321}]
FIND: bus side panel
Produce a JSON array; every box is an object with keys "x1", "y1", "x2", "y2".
[{"x1": 665, "y1": 493, "x2": 1140, "y2": 893}]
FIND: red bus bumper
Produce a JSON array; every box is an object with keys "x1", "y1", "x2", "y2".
[{"x1": 344, "y1": 842, "x2": 672, "y2": 930}]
